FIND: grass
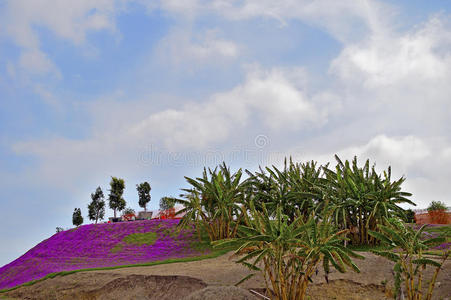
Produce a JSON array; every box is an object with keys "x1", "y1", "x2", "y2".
[
  {"x1": 423, "y1": 224, "x2": 451, "y2": 256},
  {"x1": 110, "y1": 244, "x2": 124, "y2": 253},
  {"x1": 424, "y1": 224, "x2": 451, "y2": 235},
  {"x1": 109, "y1": 231, "x2": 158, "y2": 253},
  {"x1": 0, "y1": 240, "x2": 235, "y2": 295},
  {"x1": 422, "y1": 250, "x2": 450, "y2": 257},
  {"x1": 123, "y1": 232, "x2": 158, "y2": 246}
]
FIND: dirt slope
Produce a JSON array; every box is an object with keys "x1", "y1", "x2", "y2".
[{"x1": 2, "y1": 252, "x2": 450, "y2": 300}]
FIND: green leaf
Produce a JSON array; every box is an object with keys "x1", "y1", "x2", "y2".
[
  {"x1": 370, "y1": 250, "x2": 400, "y2": 262},
  {"x1": 412, "y1": 258, "x2": 442, "y2": 268},
  {"x1": 423, "y1": 237, "x2": 446, "y2": 246},
  {"x1": 242, "y1": 261, "x2": 261, "y2": 271},
  {"x1": 235, "y1": 273, "x2": 255, "y2": 286},
  {"x1": 368, "y1": 230, "x2": 394, "y2": 246}
]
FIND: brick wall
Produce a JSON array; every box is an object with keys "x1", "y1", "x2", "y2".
[{"x1": 415, "y1": 211, "x2": 451, "y2": 224}]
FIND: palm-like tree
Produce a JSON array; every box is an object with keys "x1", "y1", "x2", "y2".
[
  {"x1": 173, "y1": 191, "x2": 204, "y2": 241},
  {"x1": 247, "y1": 158, "x2": 324, "y2": 223},
  {"x1": 175, "y1": 155, "x2": 414, "y2": 247},
  {"x1": 214, "y1": 204, "x2": 363, "y2": 300},
  {"x1": 174, "y1": 162, "x2": 250, "y2": 241},
  {"x1": 323, "y1": 155, "x2": 414, "y2": 245},
  {"x1": 367, "y1": 168, "x2": 414, "y2": 241},
  {"x1": 369, "y1": 218, "x2": 448, "y2": 300}
]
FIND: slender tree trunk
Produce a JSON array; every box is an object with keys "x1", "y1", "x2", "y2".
[
  {"x1": 264, "y1": 258, "x2": 278, "y2": 300},
  {"x1": 426, "y1": 252, "x2": 449, "y2": 300},
  {"x1": 401, "y1": 260, "x2": 411, "y2": 300},
  {"x1": 363, "y1": 212, "x2": 367, "y2": 244},
  {"x1": 359, "y1": 208, "x2": 364, "y2": 244},
  {"x1": 231, "y1": 214, "x2": 242, "y2": 238},
  {"x1": 417, "y1": 264, "x2": 423, "y2": 300}
]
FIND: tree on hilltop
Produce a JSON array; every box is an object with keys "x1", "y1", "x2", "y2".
[
  {"x1": 160, "y1": 196, "x2": 175, "y2": 211},
  {"x1": 108, "y1": 177, "x2": 126, "y2": 218},
  {"x1": 123, "y1": 207, "x2": 135, "y2": 215},
  {"x1": 136, "y1": 181, "x2": 151, "y2": 211},
  {"x1": 427, "y1": 201, "x2": 447, "y2": 212},
  {"x1": 405, "y1": 208, "x2": 416, "y2": 223},
  {"x1": 72, "y1": 208, "x2": 83, "y2": 227},
  {"x1": 88, "y1": 186, "x2": 105, "y2": 224},
  {"x1": 427, "y1": 200, "x2": 448, "y2": 224}
]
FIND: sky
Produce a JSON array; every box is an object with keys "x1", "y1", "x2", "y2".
[{"x1": 1, "y1": 0, "x2": 451, "y2": 267}]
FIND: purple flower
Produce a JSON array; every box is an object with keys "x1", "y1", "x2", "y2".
[{"x1": 0, "y1": 219, "x2": 209, "y2": 289}]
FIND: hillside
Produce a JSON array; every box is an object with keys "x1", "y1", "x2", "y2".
[
  {"x1": 0, "y1": 219, "x2": 208, "y2": 290},
  {"x1": 2, "y1": 251, "x2": 451, "y2": 300}
]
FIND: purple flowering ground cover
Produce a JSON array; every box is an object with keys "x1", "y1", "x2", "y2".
[
  {"x1": 410, "y1": 224, "x2": 451, "y2": 251},
  {"x1": 0, "y1": 219, "x2": 209, "y2": 290}
]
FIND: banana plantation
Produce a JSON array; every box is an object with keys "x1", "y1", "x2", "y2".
[
  {"x1": 174, "y1": 155, "x2": 414, "y2": 246},
  {"x1": 171, "y1": 155, "x2": 449, "y2": 300}
]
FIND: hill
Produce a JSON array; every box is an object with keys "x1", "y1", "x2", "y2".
[{"x1": 0, "y1": 219, "x2": 208, "y2": 290}]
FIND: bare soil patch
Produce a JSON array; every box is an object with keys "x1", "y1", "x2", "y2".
[
  {"x1": 2, "y1": 274, "x2": 206, "y2": 300},
  {"x1": 183, "y1": 286, "x2": 258, "y2": 300},
  {"x1": 2, "y1": 252, "x2": 450, "y2": 300}
]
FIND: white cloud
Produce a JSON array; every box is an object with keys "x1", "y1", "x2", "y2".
[
  {"x1": 330, "y1": 135, "x2": 431, "y2": 170},
  {"x1": 338, "y1": 135, "x2": 451, "y2": 209},
  {"x1": 150, "y1": 0, "x2": 393, "y2": 43},
  {"x1": 331, "y1": 16, "x2": 451, "y2": 88},
  {"x1": 18, "y1": 49, "x2": 61, "y2": 78},
  {"x1": 278, "y1": 134, "x2": 451, "y2": 209},
  {"x1": 131, "y1": 67, "x2": 328, "y2": 150},
  {"x1": 146, "y1": 0, "x2": 203, "y2": 19},
  {"x1": 155, "y1": 28, "x2": 239, "y2": 67},
  {"x1": 3, "y1": 0, "x2": 122, "y2": 46},
  {"x1": 10, "y1": 66, "x2": 331, "y2": 192},
  {"x1": 1, "y1": 0, "x2": 129, "y2": 77},
  {"x1": 7, "y1": 0, "x2": 451, "y2": 212},
  {"x1": 11, "y1": 134, "x2": 135, "y2": 192},
  {"x1": 323, "y1": 14, "x2": 451, "y2": 141}
]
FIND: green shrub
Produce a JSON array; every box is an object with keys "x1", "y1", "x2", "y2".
[
  {"x1": 214, "y1": 204, "x2": 363, "y2": 300},
  {"x1": 405, "y1": 209, "x2": 416, "y2": 223},
  {"x1": 369, "y1": 217, "x2": 448, "y2": 299},
  {"x1": 427, "y1": 201, "x2": 447, "y2": 212},
  {"x1": 122, "y1": 207, "x2": 135, "y2": 215}
]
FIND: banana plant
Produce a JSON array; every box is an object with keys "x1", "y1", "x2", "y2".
[
  {"x1": 369, "y1": 218, "x2": 448, "y2": 300},
  {"x1": 323, "y1": 155, "x2": 414, "y2": 245},
  {"x1": 246, "y1": 158, "x2": 324, "y2": 223},
  {"x1": 213, "y1": 203, "x2": 363, "y2": 300},
  {"x1": 173, "y1": 162, "x2": 251, "y2": 241}
]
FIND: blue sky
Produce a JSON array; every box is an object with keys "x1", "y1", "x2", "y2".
[{"x1": 1, "y1": 0, "x2": 451, "y2": 267}]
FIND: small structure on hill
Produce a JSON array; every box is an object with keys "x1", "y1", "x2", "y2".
[
  {"x1": 122, "y1": 213, "x2": 136, "y2": 221},
  {"x1": 137, "y1": 211, "x2": 153, "y2": 220},
  {"x1": 156, "y1": 205, "x2": 186, "y2": 220}
]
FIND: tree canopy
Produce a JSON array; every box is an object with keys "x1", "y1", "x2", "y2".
[
  {"x1": 137, "y1": 181, "x2": 151, "y2": 211},
  {"x1": 88, "y1": 186, "x2": 105, "y2": 224},
  {"x1": 159, "y1": 196, "x2": 176, "y2": 211},
  {"x1": 108, "y1": 177, "x2": 126, "y2": 218},
  {"x1": 72, "y1": 208, "x2": 83, "y2": 227},
  {"x1": 427, "y1": 201, "x2": 447, "y2": 212}
]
